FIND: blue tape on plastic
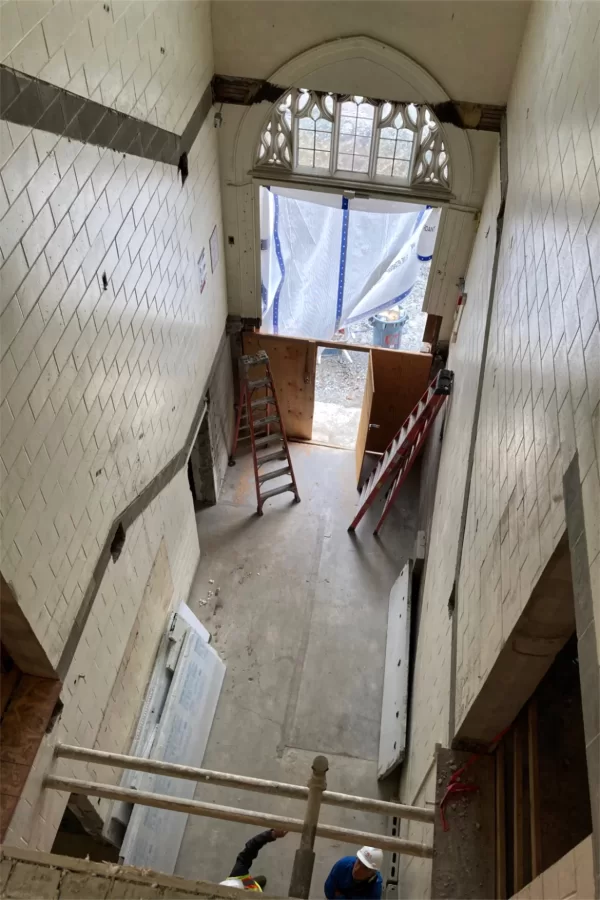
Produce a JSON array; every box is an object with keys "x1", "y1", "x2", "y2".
[
  {"x1": 335, "y1": 197, "x2": 350, "y2": 332},
  {"x1": 272, "y1": 193, "x2": 286, "y2": 335},
  {"x1": 418, "y1": 205, "x2": 433, "y2": 260}
]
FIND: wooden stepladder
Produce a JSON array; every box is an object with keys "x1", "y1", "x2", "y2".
[
  {"x1": 349, "y1": 368, "x2": 454, "y2": 535},
  {"x1": 230, "y1": 350, "x2": 301, "y2": 515}
]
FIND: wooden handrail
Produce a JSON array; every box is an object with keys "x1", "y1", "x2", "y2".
[
  {"x1": 43, "y1": 775, "x2": 433, "y2": 859},
  {"x1": 53, "y1": 743, "x2": 434, "y2": 824}
]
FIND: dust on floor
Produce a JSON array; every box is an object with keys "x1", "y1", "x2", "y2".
[{"x1": 175, "y1": 442, "x2": 422, "y2": 897}]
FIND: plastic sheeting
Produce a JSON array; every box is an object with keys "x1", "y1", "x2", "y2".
[{"x1": 260, "y1": 186, "x2": 439, "y2": 340}]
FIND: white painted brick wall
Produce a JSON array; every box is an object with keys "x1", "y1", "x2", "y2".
[
  {"x1": 0, "y1": 1, "x2": 213, "y2": 135},
  {"x1": 456, "y1": 0, "x2": 600, "y2": 724},
  {"x1": 397, "y1": 157, "x2": 501, "y2": 815},
  {"x1": 4, "y1": 467, "x2": 200, "y2": 851},
  {"x1": 0, "y1": 110, "x2": 227, "y2": 668},
  {"x1": 398, "y1": 4, "x2": 599, "y2": 895}
]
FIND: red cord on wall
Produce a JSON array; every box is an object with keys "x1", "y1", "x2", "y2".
[{"x1": 439, "y1": 726, "x2": 510, "y2": 831}]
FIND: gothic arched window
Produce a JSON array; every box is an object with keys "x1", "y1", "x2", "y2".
[{"x1": 255, "y1": 89, "x2": 451, "y2": 190}]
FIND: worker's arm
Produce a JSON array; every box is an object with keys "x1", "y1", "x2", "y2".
[
  {"x1": 230, "y1": 829, "x2": 286, "y2": 877},
  {"x1": 324, "y1": 861, "x2": 343, "y2": 899}
]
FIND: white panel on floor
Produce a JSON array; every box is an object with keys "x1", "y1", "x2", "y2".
[
  {"x1": 119, "y1": 619, "x2": 225, "y2": 873},
  {"x1": 378, "y1": 563, "x2": 411, "y2": 779}
]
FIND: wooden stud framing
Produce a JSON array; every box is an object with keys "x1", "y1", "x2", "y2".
[
  {"x1": 513, "y1": 723, "x2": 525, "y2": 893},
  {"x1": 495, "y1": 742, "x2": 507, "y2": 900},
  {"x1": 527, "y1": 699, "x2": 542, "y2": 878}
]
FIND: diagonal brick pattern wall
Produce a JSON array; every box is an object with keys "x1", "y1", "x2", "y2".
[
  {"x1": 396, "y1": 157, "x2": 502, "y2": 896},
  {"x1": 0, "y1": 113, "x2": 226, "y2": 669},
  {"x1": 455, "y1": 0, "x2": 599, "y2": 730},
  {"x1": 4, "y1": 468, "x2": 200, "y2": 851},
  {"x1": 398, "y1": 2, "x2": 599, "y2": 896},
  {"x1": 0, "y1": 1, "x2": 213, "y2": 136},
  {"x1": 0, "y1": 0, "x2": 227, "y2": 852}
]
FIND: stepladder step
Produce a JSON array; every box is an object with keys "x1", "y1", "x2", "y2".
[
  {"x1": 230, "y1": 350, "x2": 301, "y2": 514},
  {"x1": 251, "y1": 396, "x2": 274, "y2": 409},
  {"x1": 254, "y1": 414, "x2": 280, "y2": 427},
  {"x1": 260, "y1": 482, "x2": 297, "y2": 501},
  {"x1": 258, "y1": 466, "x2": 291, "y2": 484},
  {"x1": 257, "y1": 450, "x2": 288, "y2": 465},
  {"x1": 254, "y1": 433, "x2": 283, "y2": 448}
]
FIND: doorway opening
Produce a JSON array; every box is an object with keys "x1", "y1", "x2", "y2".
[
  {"x1": 257, "y1": 185, "x2": 438, "y2": 455},
  {"x1": 313, "y1": 347, "x2": 366, "y2": 449},
  {"x1": 259, "y1": 185, "x2": 434, "y2": 352},
  {"x1": 494, "y1": 634, "x2": 592, "y2": 897},
  {"x1": 52, "y1": 800, "x2": 120, "y2": 863},
  {"x1": 187, "y1": 408, "x2": 217, "y2": 508}
]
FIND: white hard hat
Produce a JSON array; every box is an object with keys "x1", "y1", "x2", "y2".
[
  {"x1": 357, "y1": 847, "x2": 383, "y2": 871},
  {"x1": 219, "y1": 879, "x2": 244, "y2": 889}
]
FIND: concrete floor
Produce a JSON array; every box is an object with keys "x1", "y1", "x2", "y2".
[
  {"x1": 312, "y1": 401, "x2": 361, "y2": 449},
  {"x1": 175, "y1": 442, "x2": 419, "y2": 897}
]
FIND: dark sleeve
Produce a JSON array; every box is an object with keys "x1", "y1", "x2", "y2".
[
  {"x1": 365, "y1": 874, "x2": 383, "y2": 900},
  {"x1": 230, "y1": 830, "x2": 275, "y2": 877},
  {"x1": 324, "y1": 861, "x2": 340, "y2": 899}
]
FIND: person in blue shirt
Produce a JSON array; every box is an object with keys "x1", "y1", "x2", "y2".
[{"x1": 324, "y1": 846, "x2": 384, "y2": 899}]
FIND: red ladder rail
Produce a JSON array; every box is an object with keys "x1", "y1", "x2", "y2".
[
  {"x1": 229, "y1": 350, "x2": 300, "y2": 515},
  {"x1": 348, "y1": 369, "x2": 453, "y2": 534}
]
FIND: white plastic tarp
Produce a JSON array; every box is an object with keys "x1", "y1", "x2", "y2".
[{"x1": 260, "y1": 186, "x2": 439, "y2": 340}]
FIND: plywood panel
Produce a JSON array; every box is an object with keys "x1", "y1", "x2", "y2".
[
  {"x1": 242, "y1": 333, "x2": 316, "y2": 440},
  {"x1": 355, "y1": 352, "x2": 374, "y2": 484},
  {"x1": 367, "y1": 349, "x2": 432, "y2": 453}
]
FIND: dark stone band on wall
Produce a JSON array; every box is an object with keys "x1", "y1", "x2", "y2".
[
  {"x1": 0, "y1": 64, "x2": 212, "y2": 165},
  {"x1": 212, "y1": 72, "x2": 506, "y2": 132}
]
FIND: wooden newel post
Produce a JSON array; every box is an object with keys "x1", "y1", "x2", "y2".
[{"x1": 288, "y1": 754, "x2": 329, "y2": 899}]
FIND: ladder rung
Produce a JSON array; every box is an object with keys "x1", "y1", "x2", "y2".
[
  {"x1": 248, "y1": 377, "x2": 271, "y2": 390},
  {"x1": 258, "y1": 466, "x2": 290, "y2": 484},
  {"x1": 254, "y1": 414, "x2": 280, "y2": 427},
  {"x1": 257, "y1": 450, "x2": 287, "y2": 465},
  {"x1": 361, "y1": 474, "x2": 375, "y2": 501},
  {"x1": 260, "y1": 482, "x2": 296, "y2": 501},
  {"x1": 251, "y1": 397, "x2": 273, "y2": 409},
  {"x1": 254, "y1": 434, "x2": 283, "y2": 447},
  {"x1": 350, "y1": 368, "x2": 454, "y2": 535}
]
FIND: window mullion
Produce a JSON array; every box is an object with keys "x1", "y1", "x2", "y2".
[
  {"x1": 407, "y1": 106, "x2": 422, "y2": 186},
  {"x1": 331, "y1": 99, "x2": 342, "y2": 176},
  {"x1": 291, "y1": 89, "x2": 299, "y2": 170},
  {"x1": 368, "y1": 102, "x2": 382, "y2": 180}
]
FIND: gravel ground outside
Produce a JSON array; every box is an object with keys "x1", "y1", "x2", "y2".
[{"x1": 314, "y1": 262, "x2": 431, "y2": 409}]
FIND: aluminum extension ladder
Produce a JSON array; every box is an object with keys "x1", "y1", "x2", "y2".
[
  {"x1": 229, "y1": 350, "x2": 301, "y2": 515},
  {"x1": 349, "y1": 368, "x2": 454, "y2": 535}
]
